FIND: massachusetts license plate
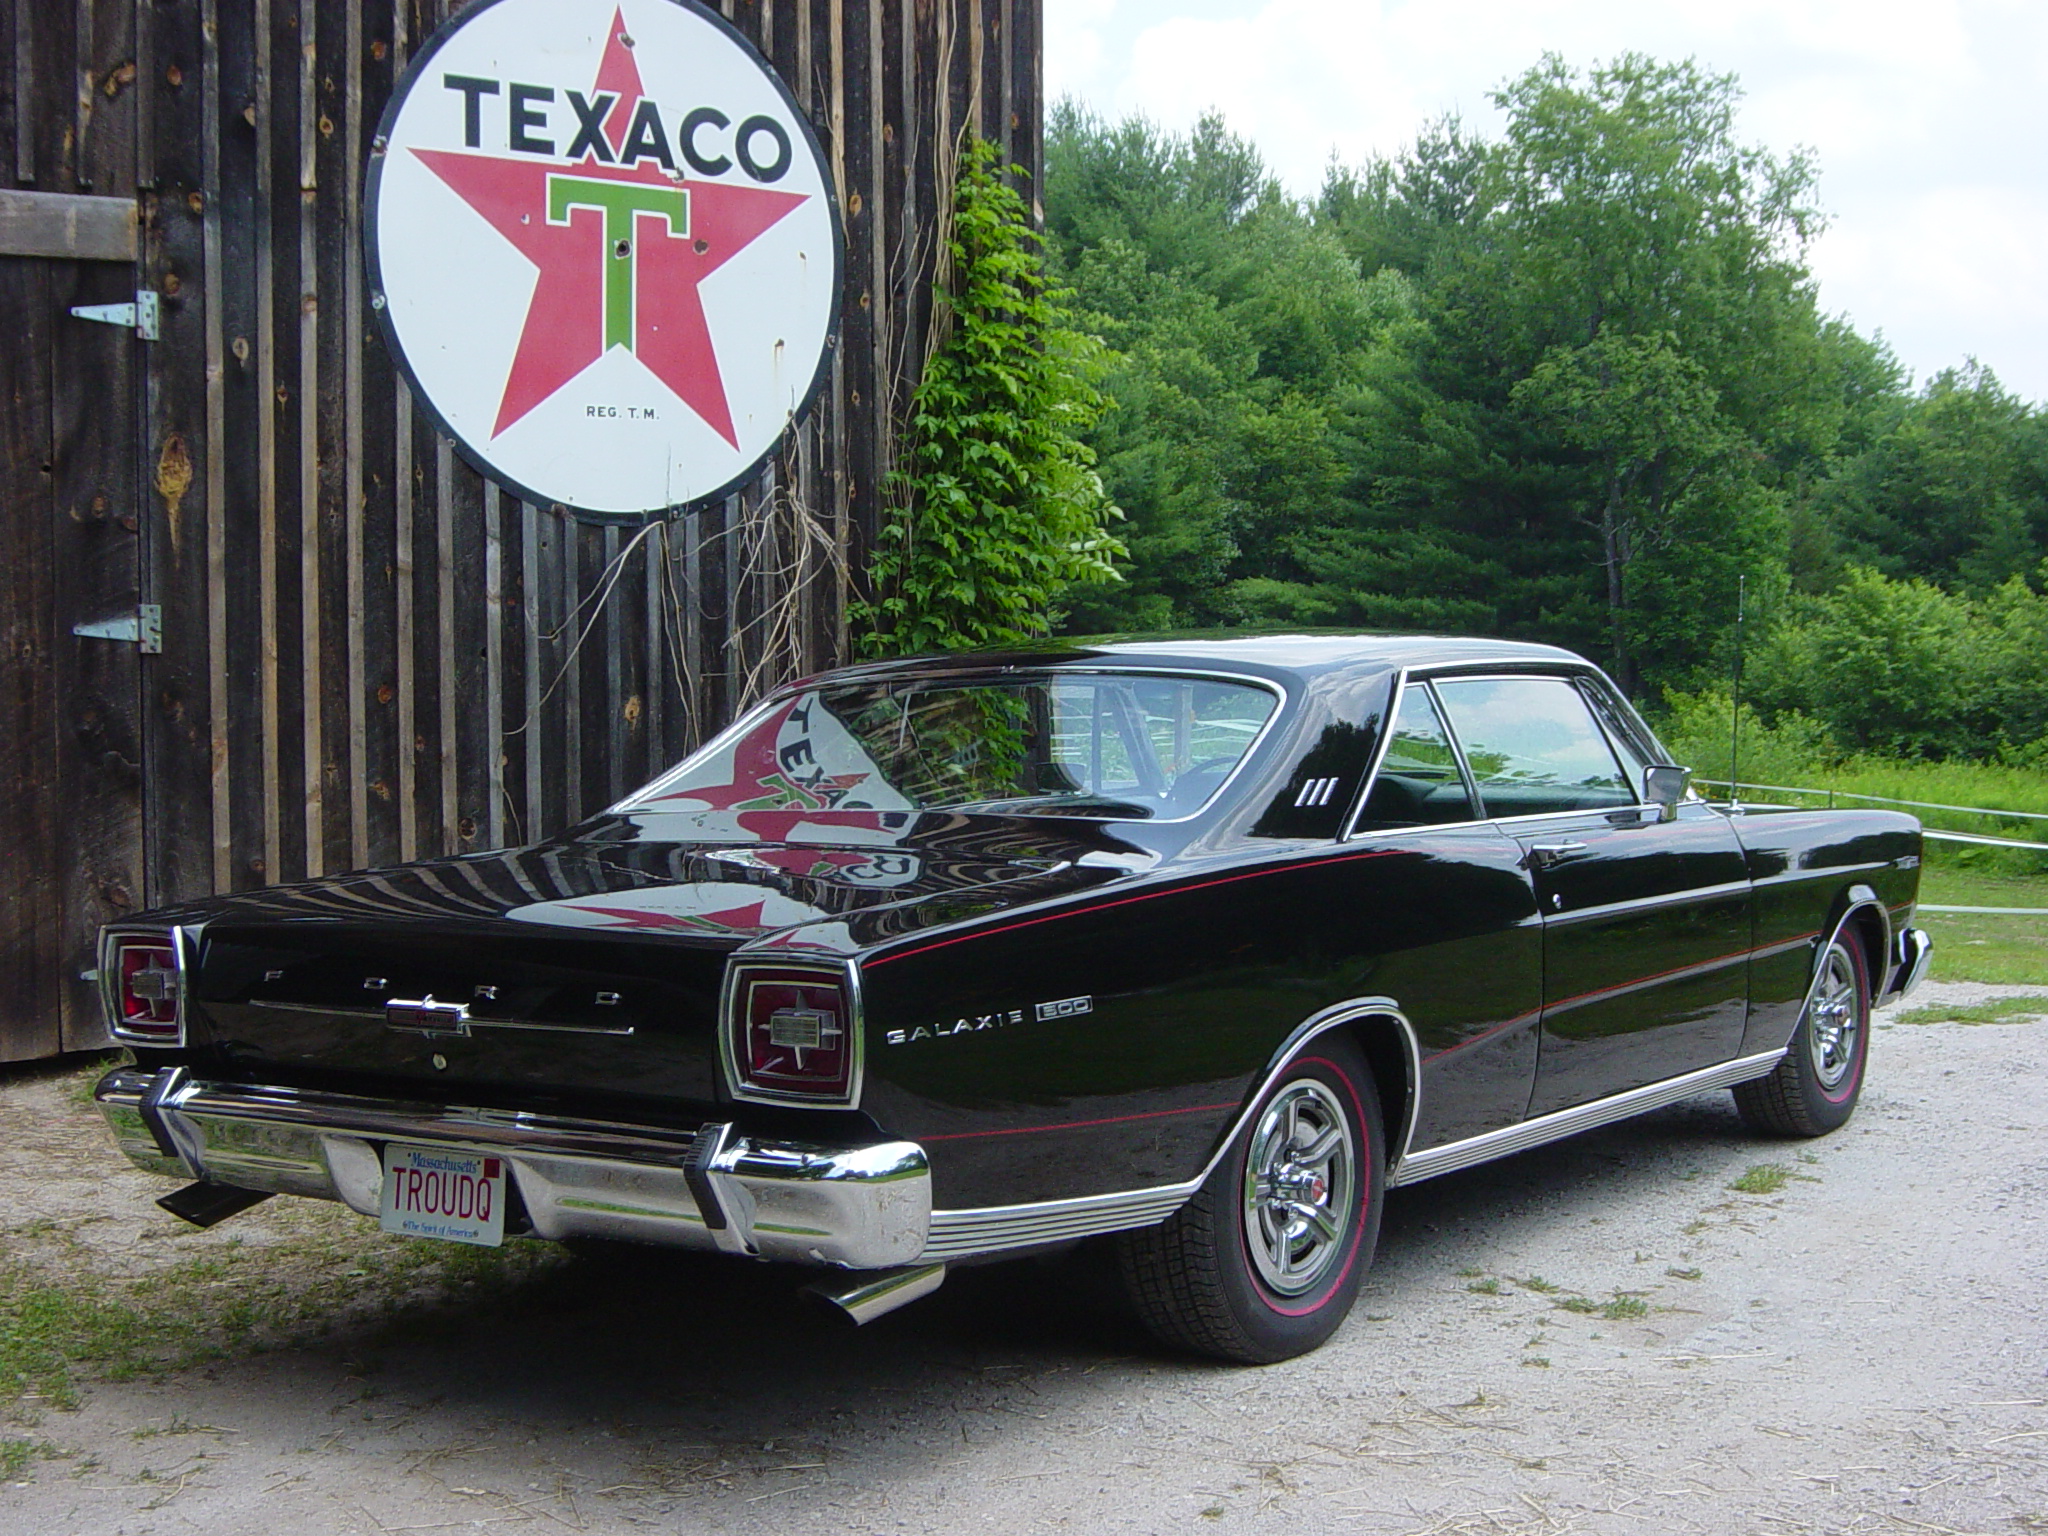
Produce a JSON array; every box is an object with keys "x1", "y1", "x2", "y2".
[{"x1": 379, "y1": 1144, "x2": 506, "y2": 1247}]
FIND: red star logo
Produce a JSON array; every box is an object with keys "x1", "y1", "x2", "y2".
[
  {"x1": 572, "y1": 899, "x2": 771, "y2": 934},
  {"x1": 413, "y1": 9, "x2": 809, "y2": 446}
]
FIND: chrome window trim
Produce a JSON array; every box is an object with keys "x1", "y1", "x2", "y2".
[
  {"x1": 718, "y1": 956, "x2": 868, "y2": 1110},
  {"x1": 1346, "y1": 660, "x2": 1657, "y2": 843},
  {"x1": 1429, "y1": 670, "x2": 1644, "y2": 819},
  {"x1": 1388, "y1": 1048, "x2": 1789, "y2": 1187},
  {"x1": 1339, "y1": 670, "x2": 1485, "y2": 841},
  {"x1": 1348, "y1": 798, "x2": 1730, "y2": 845},
  {"x1": 1339, "y1": 665, "x2": 1410, "y2": 840},
  {"x1": 1573, "y1": 673, "x2": 1662, "y2": 794},
  {"x1": 614, "y1": 667, "x2": 1290, "y2": 827}
]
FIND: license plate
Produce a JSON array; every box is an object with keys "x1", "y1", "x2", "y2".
[{"x1": 379, "y1": 1144, "x2": 506, "y2": 1247}]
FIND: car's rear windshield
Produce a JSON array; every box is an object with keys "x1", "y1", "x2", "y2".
[{"x1": 625, "y1": 671, "x2": 1280, "y2": 821}]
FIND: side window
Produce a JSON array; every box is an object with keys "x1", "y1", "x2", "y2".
[
  {"x1": 1354, "y1": 685, "x2": 1476, "y2": 831},
  {"x1": 1434, "y1": 677, "x2": 1635, "y2": 818}
]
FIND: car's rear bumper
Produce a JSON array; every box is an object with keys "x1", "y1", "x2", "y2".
[
  {"x1": 1886, "y1": 925, "x2": 1934, "y2": 1002},
  {"x1": 95, "y1": 1066, "x2": 931, "y2": 1269}
]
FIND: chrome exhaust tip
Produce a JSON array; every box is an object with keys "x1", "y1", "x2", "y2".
[
  {"x1": 803, "y1": 1262, "x2": 946, "y2": 1326},
  {"x1": 157, "y1": 1180, "x2": 273, "y2": 1228}
]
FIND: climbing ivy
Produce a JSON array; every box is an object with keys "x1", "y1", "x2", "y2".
[{"x1": 857, "y1": 139, "x2": 1123, "y2": 657}]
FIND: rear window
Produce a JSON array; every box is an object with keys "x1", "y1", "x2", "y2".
[{"x1": 626, "y1": 672, "x2": 1279, "y2": 821}]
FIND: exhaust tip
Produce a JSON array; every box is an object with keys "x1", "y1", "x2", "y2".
[
  {"x1": 803, "y1": 1262, "x2": 946, "y2": 1326},
  {"x1": 157, "y1": 1181, "x2": 273, "y2": 1228}
]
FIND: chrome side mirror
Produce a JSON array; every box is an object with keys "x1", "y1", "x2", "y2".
[{"x1": 1644, "y1": 764, "x2": 1691, "y2": 821}]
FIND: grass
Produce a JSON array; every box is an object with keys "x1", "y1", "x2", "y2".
[
  {"x1": 1466, "y1": 1277, "x2": 1503, "y2": 1295},
  {"x1": 0, "y1": 1208, "x2": 564, "y2": 1414},
  {"x1": 1897, "y1": 994, "x2": 2048, "y2": 1026},
  {"x1": 0, "y1": 1438, "x2": 56, "y2": 1481},
  {"x1": 1916, "y1": 866, "x2": 2048, "y2": 985},
  {"x1": 1728, "y1": 1164, "x2": 1792, "y2": 1195},
  {"x1": 1554, "y1": 1293, "x2": 1648, "y2": 1321}
]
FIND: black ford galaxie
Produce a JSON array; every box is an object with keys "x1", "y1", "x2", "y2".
[{"x1": 95, "y1": 635, "x2": 1932, "y2": 1361}]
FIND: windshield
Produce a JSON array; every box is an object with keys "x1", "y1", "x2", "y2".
[{"x1": 625, "y1": 671, "x2": 1279, "y2": 822}]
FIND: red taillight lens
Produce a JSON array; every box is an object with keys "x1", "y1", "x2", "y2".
[
  {"x1": 729, "y1": 967, "x2": 857, "y2": 1103},
  {"x1": 108, "y1": 935, "x2": 181, "y2": 1042}
]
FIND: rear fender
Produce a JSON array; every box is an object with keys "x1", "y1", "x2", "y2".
[{"x1": 1197, "y1": 999, "x2": 1420, "y2": 1181}]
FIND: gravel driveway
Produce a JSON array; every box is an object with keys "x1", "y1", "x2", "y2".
[{"x1": 2, "y1": 984, "x2": 2043, "y2": 1535}]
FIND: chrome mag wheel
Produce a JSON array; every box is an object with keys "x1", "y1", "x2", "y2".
[
  {"x1": 1243, "y1": 1079, "x2": 1357, "y2": 1298},
  {"x1": 1807, "y1": 944, "x2": 1862, "y2": 1094}
]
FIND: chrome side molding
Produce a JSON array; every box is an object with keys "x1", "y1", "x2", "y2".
[
  {"x1": 922, "y1": 1183, "x2": 1196, "y2": 1261},
  {"x1": 1389, "y1": 1050, "x2": 1788, "y2": 1187}
]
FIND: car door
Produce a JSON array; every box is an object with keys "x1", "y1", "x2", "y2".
[
  {"x1": 1433, "y1": 673, "x2": 1751, "y2": 1119},
  {"x1": 1345, "y1": 679, "x2": 1543, "y2": 1149}
]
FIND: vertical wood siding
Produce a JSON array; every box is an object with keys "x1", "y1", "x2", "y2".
[{"x1": 0, "y1": 0, "x2": 1041, "y2": 1059}]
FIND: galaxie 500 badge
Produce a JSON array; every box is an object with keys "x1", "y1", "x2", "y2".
[
  {"x1": 888, "y1": 996, "x2": 1093, "y2": 1046},
  {"x1": 365, "y1": 0, "x2": 842, "y2": 524}
]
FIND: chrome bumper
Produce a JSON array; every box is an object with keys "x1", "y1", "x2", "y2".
[
  {"x1": 95, "y1": 1067, "x2": 932, "y2": 1270},
  {"x1": 1887, "y1": 926, "x2": 1934, "y2": 1002}
]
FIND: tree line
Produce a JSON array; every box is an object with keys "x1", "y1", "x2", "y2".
[{"x1": 1039, "y1": 55, "x2": 2048, "y2": 767}]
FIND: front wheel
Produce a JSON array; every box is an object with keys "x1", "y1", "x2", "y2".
[
  {"x1": 1117, "y1": 1042, "x2": 1384, "y2": 1363},
  {"x1": 1733, "y1": 934, "x2": 1871, "y2": 1136}
]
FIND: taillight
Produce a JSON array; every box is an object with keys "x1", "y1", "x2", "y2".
[
  {"x1": 103, "y1": 930, "x2": 183, "y2": 1044},
  {"x1": 723, "y1": 963, "x2": 860, "y2": 1105}
]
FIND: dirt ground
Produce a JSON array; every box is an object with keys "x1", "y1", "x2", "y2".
[{"x1": 0, "y1": 983, "x2": 2043, "y2": 1536}]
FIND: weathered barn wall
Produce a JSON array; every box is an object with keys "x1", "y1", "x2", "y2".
[{"x1": 0, "y1": 0, "x2": 1043, "y2": 1059}]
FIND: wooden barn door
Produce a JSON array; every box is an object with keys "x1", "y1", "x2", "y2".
[{"x1": 0, "y1": 191, "x2": 147, "y2": 1060}]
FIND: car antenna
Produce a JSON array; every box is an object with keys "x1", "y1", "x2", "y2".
[{"x1": 1727, "y1": 574, "x2": 1745, "y2": 809}]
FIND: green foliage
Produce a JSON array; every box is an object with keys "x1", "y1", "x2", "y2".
[
  {"x1": 859, "y1": 139, "x2": 1124, "y2": 656},
  {"x1": 1897, "y1": 994, "x2": 2048, "y2": 1026},
  {"x1": 1800, "y1": 364, "x2": 2048, "y2": 593},
  {"x1": 1655, "y1": 686, "x2": 1837, "y2": 789},
  {"x1": 1042, "y1": 55, "x2": 2047, "y2": 760},
  {"x1": 1727, "y1": 1164, "x2": 1791, "y2": 1195},
  {"x1": 1745, "y1": 566, "x2": 2048, "y2": 759}
]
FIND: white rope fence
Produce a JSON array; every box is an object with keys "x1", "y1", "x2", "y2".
[{"x1": 1694, "y1": 779, "x2": 2048, "y2": 916}]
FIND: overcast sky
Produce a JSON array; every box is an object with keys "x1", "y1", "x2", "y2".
[{"x1": 1046, "y1": 0, "x2": 2048, "y2": 405}]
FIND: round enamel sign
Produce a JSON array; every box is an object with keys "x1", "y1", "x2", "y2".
[{"x1": 366, "y1": 0, "x2": 841, "y2": 524}]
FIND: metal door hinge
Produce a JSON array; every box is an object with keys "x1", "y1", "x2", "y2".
[
  {"x1": 73, "y1": 604, "x2": 162, "y2": 653},
  {"x1": 69, "y1": 289, "x2": 160, "y2": 340}
]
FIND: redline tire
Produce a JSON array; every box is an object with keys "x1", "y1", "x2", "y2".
[
  {"x1": 1733, "y1": 934, "x2": 1872, "y2": 1137},
  {"x1": 1117, "y1": 1041, "x2": 1384, "y2": 1363}
]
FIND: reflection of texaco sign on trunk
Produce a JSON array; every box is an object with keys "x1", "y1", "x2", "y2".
[{"x1": 366, "y1": 0, "x2": 841, "y2": 524}]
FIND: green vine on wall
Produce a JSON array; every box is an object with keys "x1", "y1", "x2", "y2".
[{"x1": 856, "y1": 139, "x2": 1124, "y2": 657}]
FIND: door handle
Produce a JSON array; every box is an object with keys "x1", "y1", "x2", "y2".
[{"x1": 1525, "y1": 841, "x2": 1589, "y2": 869}]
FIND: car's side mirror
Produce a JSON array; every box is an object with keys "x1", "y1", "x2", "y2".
[{"x1": 1644, "y1": 764, "x2": 1691, "y2": 821}]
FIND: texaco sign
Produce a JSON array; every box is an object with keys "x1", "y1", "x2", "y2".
[{"x1": 366, "y1": 0, "x2": 842, "y2": 524}]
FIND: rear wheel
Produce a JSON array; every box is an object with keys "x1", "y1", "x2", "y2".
[
  {"x1": 1117, "y1": 1041, "x2": 1383, "y2": 1363},
  {"x1": 1733, "y1": 934, "x2": 1871, "y2": 1136}
]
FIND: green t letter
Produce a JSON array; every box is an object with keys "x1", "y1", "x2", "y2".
[{"x1": 546, "y1": 175, "x2": 690, "y2": 350}]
